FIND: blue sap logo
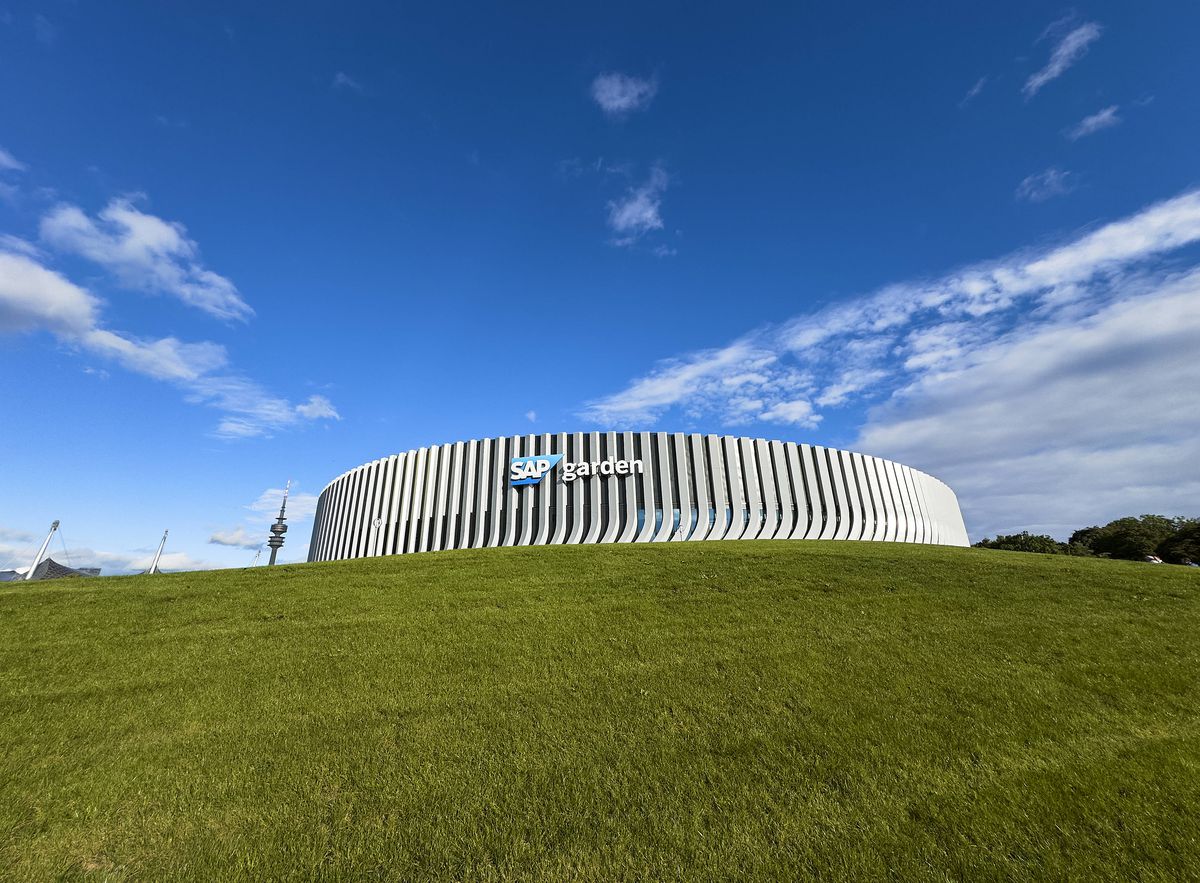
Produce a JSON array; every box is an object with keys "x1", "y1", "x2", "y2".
[
  {"x1": 509, "y1": 454, "x2": 564, "y2": 486},
  {"x1": 506, "y1": 455, "x2": 561, "y2": 489}
]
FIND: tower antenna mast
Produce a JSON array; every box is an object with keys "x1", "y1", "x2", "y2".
[{"x1": 267, "y1": 481, "x2": 290, "y2": 566}]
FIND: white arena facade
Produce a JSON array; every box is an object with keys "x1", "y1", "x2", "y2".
[{"x1": 307, "y1": 432, "x2": 969, "y2": 562}]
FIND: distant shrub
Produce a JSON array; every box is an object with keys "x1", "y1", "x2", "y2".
[{"x1": 973, "y1": 532, "x2": 1066, "y2": 555}]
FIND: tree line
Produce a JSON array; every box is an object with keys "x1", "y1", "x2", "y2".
[{"x1": 973, "y1": 515, "x2": 1200, "y2": 565}]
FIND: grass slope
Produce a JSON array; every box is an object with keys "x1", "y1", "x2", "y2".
[{"x1": 1, "y1": 542, "x2": 1198, "y2": 881}]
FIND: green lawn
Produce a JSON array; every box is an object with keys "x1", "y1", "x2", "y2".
[{"x1": 1, "y1": 541, "x2": 1197, "y2": 881}]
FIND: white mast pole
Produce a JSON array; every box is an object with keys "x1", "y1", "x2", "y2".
[
  {"x1": 149, "y1": 530, "x2": 168, "y2": 574},
  {"x1": 25, "y1": 520, "x2": 60, "y2": 581}
]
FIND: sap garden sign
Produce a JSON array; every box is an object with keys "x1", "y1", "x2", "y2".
[
  {"x1": 509, "y1": 454, "x2": 563, "y2": 486},
  {"x1": 509, "y1": 454, "x2": 645, "y2": 487}
]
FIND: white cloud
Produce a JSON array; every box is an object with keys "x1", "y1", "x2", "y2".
[
  {"x1": 147, "y1": 551, "x2": 222, "y2": 572},
  {"x1": 1024, "y1": 21, "x2": 1102, "y2": 98},
  {"x1": 857, "y1": 271, "x2": 1200, "y2": 538},
  {"x1": 525, "y1": 410, "x2": 537, "y2": 423},
  {"x1": 579, "y1": 187, "x2": 1200, "y2": 535},
  {"x1": 248, "y1": 487, "x2": 319, "y2": 521},
  {"x1": 295, "y1": 395, "x2": 340, "y2": 420},
  {"x1": 1065, "y1": 105, "x2": 1121, "y2": 140},
  {"x1": 900, "y1": 322, "x2": 985, "y2": 372},
  {"x1": 192, "y1": 379, "x2": 341, "y2": 439},
  {"x1": 1016, "y1": 167, "x2": 1073, "y2": 202},
  {"x1": 83, "y1": 329, "x2": 228, "y2": 381},
  {"x1": 0, "y1": 234, "x2": 41, "y2": 258},
  {"x1": 208, "y1": 392, "x2": 338, "y2": 440},
  {"x1": 332, "y1": 71, "x2": 363, "y2": 91},
  {"x1": 0, "y1": 147, "x2": 26, "y2": 172},
  {"x1": 40, "y1": 198, "x2": 253, "y2": 322},
  {"x1": 759, "y1": 399, "x2": 821, "y2": 427},
  {"x1": 0, "y1": 146, "x2": 27, "y2": 204},
  {"x1": 582, "y1": 340, "x2": 817, "y2": 426},
  {"x1": 772, "y1": 188, "x2": 1200, "y2": 358},
  {"x1": 815, "y1": 368, "x2": 888, "y2": 407},
  {"x1": 591, "y1": 72, "x2": 657, "y2": 116},
  {"x1": 583, "y1": 340, "x2": 767, "y2": 424},
  {"x1": 0, "y1": 243, "x2": 337, "y2": 438},
  {"x1": 607, "y1": 166, "x2": 668, "y2": 244},
  {"x1": 0, "y1": 251, "x2": 102, "y2": 335},
  {"x1": 959, "y1": 77, "x2": 987, "y2": 108},
  {"x1": 209, "y1": 526, "x2": 261, "y2": 550}
]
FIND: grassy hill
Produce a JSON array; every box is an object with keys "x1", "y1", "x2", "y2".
[{"x1": 1, "y1": 541, "x2": 1197, "y2": 881}]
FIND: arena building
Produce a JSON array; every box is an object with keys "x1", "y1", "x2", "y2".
[{"x1": 307, "y1": 432, "x2": 969, "y2": 562}]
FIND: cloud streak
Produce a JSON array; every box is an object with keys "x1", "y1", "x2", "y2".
[
  {"x1": 332, "y1": 71, "x2": 363, "y2": 92},
  {"x1": 1016, "y1": 168, "x2": 1073, "y2": 202},
  {"x1": 1024, "y1": 21, "x2": 1102, "y2": 98},
  {"x1": 0, "y1": 147, "x2": 26, "y2": 173},
  {"x1": 958, "y1": 77, "x2": 987, "y2": 108},
  {"x1": 582, "y1": 338, "x2": 818, "y2": 427},
  {"x1": 1065, "y1": 105, "x2": 1121, "y2": 140},
  {"x1": 41, "y1": 198, "x2": 253, "y2": 322}
]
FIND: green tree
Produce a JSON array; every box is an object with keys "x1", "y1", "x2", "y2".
[
  {"x1": 1089, "y1": 515, "x2": 1179, "y2": 561},
  {"x1": 1156, "y1": 519, "x2": 1200, "y2": 564},
  {"x1": 1068, "y1": 526, "x2": 1104, "y2": 550},
  {"x1": 973, "y1": 532, "x2": 1066, "y2": 554}
]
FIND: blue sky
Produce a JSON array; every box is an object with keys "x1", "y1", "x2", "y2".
[{"x1": 2, "y1": 1, "x2": 1198, "y2": 572}]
